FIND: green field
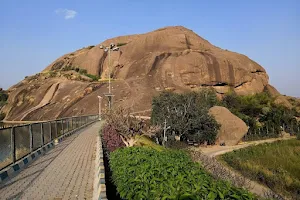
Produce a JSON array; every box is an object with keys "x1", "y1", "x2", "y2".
[{"x1": 221, "y1": 139, "x2": 300, "y2": 199}]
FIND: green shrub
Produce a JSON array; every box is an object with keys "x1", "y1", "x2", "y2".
[
  {"x1": 87, "y1": 45, "x2": 95, "y2": 49},
  {"x1": 85, "y1": 73, "x2": 99, "y2": 81},
  {"x1": 221, "y1": 92, "x2": 300, "y2": 140},
  {"x1": 0, "y1": 91, "x2": 8, "y2": 102},
  {"x1": 117, "y1": 42, "x2": 127, "y2": 47},
  {"x1": 62, "y1": 65, "x2": 73, "y2": 71},
  {"x1": 78, "y1": 68, "x2": 87, "y2": 74},
  {"x1": 151, "y1": 89, "x2": 219, "y2": 144},
  {"x1": 110, "y1": 147, "x2": 255, "y2": 200},
  {"x1": 0, "y1": 101, "x2": 6, "y2": 107},
  {"x1": 49, "y1": 71, "x2": 57, "y2": 77},
  {"x1": 0, "y1": 112, "x2": 5, "y2": 121}
]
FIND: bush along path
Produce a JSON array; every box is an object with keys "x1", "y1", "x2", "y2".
[
  {"x1": 109, "y1": 147, "x2": 257, "y2": 200},
  {"x1": 100, "y1": 126, "x2": 122, "y2": 200},
  {"x1": 99, "y1": 106, "x2": 260, "y2": 200}
]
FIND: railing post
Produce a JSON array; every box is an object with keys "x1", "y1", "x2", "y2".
[
  {"x1": 55, "y1": 121, "x2": 58, "y2": 138},
  {"x1": 61, "y1": 120, "x2": 64, "y2": 135},
  {"x1": 71, "y1": 117, "x2": 73, "y2": 131},
  {"x1": 11, "y1": 126, "x2": 16, "y2": 163},
  {"x1": 49, "y1": 122, "x2": 52, "y2": 141},
  {"x1": 29, "y1": 124, "x2": 33, "y2": 152},
  {"x1": 67, "y1": 118, "x2": 69, "y2": 132},
  {"x1": 41, "y1": 123, "x2": 44, "y2": 146}
]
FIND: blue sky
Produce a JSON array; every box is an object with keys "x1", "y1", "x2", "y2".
[{"x1": 0, "y1": 0, "x2": 299, "y2": 96}]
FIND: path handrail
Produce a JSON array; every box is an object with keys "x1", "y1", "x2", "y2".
[{"x1": 0, "y1": 114, "x2": 99, "y2": 171}]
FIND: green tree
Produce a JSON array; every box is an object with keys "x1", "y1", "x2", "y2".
[{"x1": 151, "y1": 89, "x2": 220, "y2": 144}]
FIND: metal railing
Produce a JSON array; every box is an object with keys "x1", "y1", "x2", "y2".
[
  {"x1": 0, "y1": 115, "x2": 99, "y2": 171},
  {"x1": 0, "y1": 122, "x2": 28, "y2": 129}
]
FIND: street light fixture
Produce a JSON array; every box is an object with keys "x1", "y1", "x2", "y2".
[{"x1": 99, "y1": 43, "x2": 120, "y2": 110}]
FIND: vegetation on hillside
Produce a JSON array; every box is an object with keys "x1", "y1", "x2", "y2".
[
  {"x1": 221, "y1": 92, "x2": 300, "y2": 140},
  {"x1": 116, "y1": 42, "x2": 127, "y2": 47},
  {"x1": 61, "y1": 65, "x2": 100, "y2": 81},
  {"x1": 110, "y1": 147, "x2": 256, "y2": 200},
  {"x1": 0, "y1": 89, "x2": 8, "y2": 121},
  {"x1": 221, "y1": 139, "x2": 300, "y2": 199},
  {"x1": 151, "y1": 89, "x2": 220, "y2": 145}
]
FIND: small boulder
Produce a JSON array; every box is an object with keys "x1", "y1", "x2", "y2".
[
  {"x1": 280, "y1": 131, "x2": 290, "y2": 138},
  {"x1": 209, "y1": 106, "x2": 249, "y2": 146},
  {"x1": 274, "y1": 95, "x2": 293, "y2": 109}
]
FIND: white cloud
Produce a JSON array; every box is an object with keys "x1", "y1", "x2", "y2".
[{"x1": 55, "y1": 8, "x2": 77, "y2": 19}]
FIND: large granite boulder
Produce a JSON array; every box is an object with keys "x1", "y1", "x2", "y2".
[{"x1": 209, "y1": 106, "x2": 248, "y2": 146}]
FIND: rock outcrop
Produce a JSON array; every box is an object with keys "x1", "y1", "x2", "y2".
[
  {"x1": 1, "y1": 26, "x2": 279, "y2": 121},
  {"x1": 209, "y1": 106, "x2": 249, "y2": 146}
]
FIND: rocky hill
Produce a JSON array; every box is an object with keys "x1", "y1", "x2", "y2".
[{"x1": 1, "y1": 26, "x2": 295, "y2": 121}]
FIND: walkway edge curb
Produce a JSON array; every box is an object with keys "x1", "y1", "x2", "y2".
[
  {"x1": 0, "y1": 142, "x2": 54, "y2": 183},
  {"x1": 93, "y1": 123, "x2": 107, "y2": 200}
]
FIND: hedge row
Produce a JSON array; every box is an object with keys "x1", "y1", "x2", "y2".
[{"x1": 110, "y1": 147, "x2": 256, "y2": 200}]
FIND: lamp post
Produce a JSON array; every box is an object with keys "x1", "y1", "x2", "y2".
[
  {"x1": 97, "y1": 96, "x2": 102, "y2": 120},
  {"x1": 99, "y1": 43, "x2": 120, "y2": 110}
]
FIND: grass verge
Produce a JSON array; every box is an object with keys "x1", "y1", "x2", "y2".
[{"x1": 221, "y1": 139, "x2": 300, "y2": 199}]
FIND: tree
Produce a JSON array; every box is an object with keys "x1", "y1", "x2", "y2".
[
  {"x1": 151, "y1": 89, "x2": 220, "y2": 144},
  {"x1": 104, "y1": 108, "x2": 161, "y2": 147}
]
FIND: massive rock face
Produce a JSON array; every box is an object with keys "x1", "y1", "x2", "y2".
[{"x1": 2, "y1": 26, "x2": 276, "y2": 121}]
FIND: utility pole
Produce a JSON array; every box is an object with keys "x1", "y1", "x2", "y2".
[
  {"x1": 99, "y1": 43, "x2": 119, "y2": 110},
  {"x1": 108, "y1": 48, "x2": 111, "y2": 94}
]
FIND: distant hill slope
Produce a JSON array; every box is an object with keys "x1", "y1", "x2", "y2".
[{"x1": 1, "y1": 26, "x2": 295, "y2": 121}]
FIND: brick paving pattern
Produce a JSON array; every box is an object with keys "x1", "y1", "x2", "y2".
[{"x1": 0, "y1": 122, "x2": 101, "y2": 200}]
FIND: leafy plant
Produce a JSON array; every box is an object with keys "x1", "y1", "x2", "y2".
[
  {"x1": 102, "y1": 124, "x2": 125, "y2": 153},
  {"x1": 104, "y1": 108, "x2": 161, "y2": 147},
  {"x1": 110, "y1": 147, "x2": 256, "y2": 200}
]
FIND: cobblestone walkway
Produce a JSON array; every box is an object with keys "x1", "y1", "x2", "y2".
[{"x1": 0, "y1": 122, "x2": 101, "y2": 200}]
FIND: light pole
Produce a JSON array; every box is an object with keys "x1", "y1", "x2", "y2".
[
  {"x1": 97, "y1": 96, "x2": 102, "y2": 120},
  {"x1": 99, "y1": 43, "x2": 120, "y2": 110}
]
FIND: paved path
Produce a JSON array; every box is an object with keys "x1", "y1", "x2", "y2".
[
  {"x1": 200, "y1": 136, "x2": 296, "y2": 157},
  {"x1": 0, "y1": 122, "x2": 101, "y2": 200}
]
